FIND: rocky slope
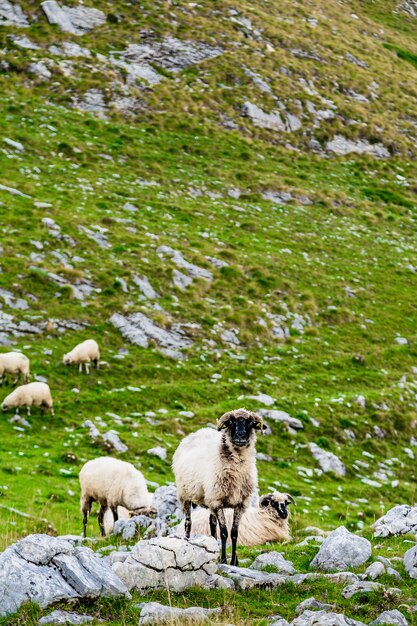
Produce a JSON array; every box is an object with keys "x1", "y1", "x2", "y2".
[{"x1": 2, "y1": 0, "x2": 417, "y2": 623}]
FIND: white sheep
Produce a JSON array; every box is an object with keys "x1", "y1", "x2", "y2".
[
  {"x1": 175, "y1": 492, "x2": 295, "y2": 546},
  {"x1": 0, "y1": 352, "x2": 30, "y2": 386},
  {"x1": 172, "y1": 408, "x2": 265, "y2": 566},
  {"x1": 63, "y1": 339, "x2": 100, "y2": 374},
  {"x1": 1, "y1": 382, "x2": 54, "y2": 416},
  {"x1": 79, "y1": 456, "x2": 155, "y2": 537}
]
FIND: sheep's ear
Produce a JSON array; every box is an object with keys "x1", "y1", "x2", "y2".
[
  {"x1": 286, "y1": 495, "x2": 296, "y2": 506},
  {"x1": 260, "y1": 496, "x2": 272, "y2": 507},
  {"x1": 217, "y1": 419, "x2": 229, "y2": 431}
]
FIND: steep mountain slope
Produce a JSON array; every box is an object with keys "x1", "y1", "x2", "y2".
[{"x1": 1, "y1": 0, "x2": 417, "y2": 623}]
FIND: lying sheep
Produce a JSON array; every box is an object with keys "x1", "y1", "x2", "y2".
[
  {"x1": 175, "y1": 492, "x2": 295, "y2": 546},
  {"x1": 1, "y1": 382, "x2": 54, "y2": 416},
  {"x1": 79, "y1": 456, "x2": 155, "y2": 537},
  {"x1": 63, "y1": 339, "x2": 100, "y2": 374},
  {"x1": 172, "y1": 408, "x2": 266, "y2": 566},
  {"x1": 0, "y1": 352, "x2": 30, "y2": 386}
]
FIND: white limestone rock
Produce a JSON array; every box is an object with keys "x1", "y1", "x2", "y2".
[
  {"x1": 309, "y1": 443, "x2": 346, "y2": 477},
  {"x1": 310, "y1": 526, "x2": 371, "y2": 571}
]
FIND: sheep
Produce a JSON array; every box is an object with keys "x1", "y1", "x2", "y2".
[
  {"x1": 79, "y1": 456, "x2": 155, "y2": 537},
  {"x1": 1, "y1": 382, "x2": 54, "y2": 416},
  {"x1": 0, "y1": 352, "x2": 30, "y2": 386},
  {"x1": 172, "y1": 407, "x2": 266, "y2": 566},
  {"x1": 63, "y1": 339, "x2": 100, "y2": 374},
  {"x1": 175, "y1": 492, "x2": 295, "y2": 546}
]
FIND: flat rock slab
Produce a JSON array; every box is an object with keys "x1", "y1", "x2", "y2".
[
  {"x1": 309, "y1": 443, "x2": 346, "y2": 477},
  {"x1": 404, "y1": 544, "x2": 417, "y2": 578},
  {"x1": 291, "y1": 610, "x2": 366, "y2": 625},
  {"x1": 326, "y1": 135, "x2": 389, "y2": 158},
  {"x1": 250, "y1": 551, "x2": 295, "y2": 575},
  {"x1": 41, "y1": 1, "x2": 105, "y2": 35},
  {"x1": 374, "y1": 504, "x2": 417, "y2": 537},
  {"x1": 310, "y1": 526, "x2": 371, "y2": 571},
  {"x1": 341, "y1": 581, "x2": 400, "y2": 599},
  {"x1": 0, "y1": 534, "x2": 128, "y2": 617},
  {"x1": 110, "y1": 312, "x2": 193, "y2": 359},
  {"x1": 370, "y1": 610, "x2": 408, "y2": 625},
  {"x1": 0, "y1": 0, "x2": 28, "y2": 26},
  {"x1": 138, "y1": 602, "x2": 222, "y2": 625},
  {"x1": 112, "y1": 535, "x2": 218, "y2": 592},
  {"x1": 39, "y1": 610, "x2": 97, "y2": 624},
  {"x1": 218, "y1": 564, "x2": 285, "y2": 589},
  {"x1": 288, "y1": 572, "x2": 359, "y2": 585}
]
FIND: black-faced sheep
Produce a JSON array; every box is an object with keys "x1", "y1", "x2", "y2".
[
  {"x1": 172, "y1": 408, "x2": 265, "y2": 566},
  {"x1": 63, "y1": 339, "x2": 100, "y2": 374},
  {"x1": 1, "y1": 382, "x2": 54, "y2": 416},
  {"x1": 175, "y1": 492, "x2": 295, "y2": 546},
  {"x1": 79, "y1": 456, "x2": 155, "y2": 537},
  {"x1": 0, "y1": 352, "x2": 30, "y2": 386}
]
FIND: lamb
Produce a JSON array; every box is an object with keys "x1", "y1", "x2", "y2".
[
  {"x1": 0, "y1": 352, "x2": 30, "y2": 386},
  {"x1": 172, "y1": 407, "x2": 266, "y2": 566},
  {"x1": 1, "y1": 382, "x2": 54, "y2": 416},
  {"x1": 175, "y1": 492, "x2": 295, "y2": 546},
  {"x1": 63, "y1": 339, "x2": 100, "y2": 373},
  {"x1": 79, "y1": 456, "x2": 155, "y2": 537}
]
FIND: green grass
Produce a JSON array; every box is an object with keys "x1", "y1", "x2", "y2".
[{"x1": 2, "y1": 0, "x2": 417, "y2": 622}]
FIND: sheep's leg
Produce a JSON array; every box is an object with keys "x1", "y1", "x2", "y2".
[
  {"x1": 78, "y1": 363, "x2": 82, "y2": 374},
  {"x1": 94, "y1": 358, "x2": 99, "y2": 371},
  {"x1": 111, "y1": 506, "x2": 119, "y2": 524},
  {"x1": 82, "y1": 497, "x2": 93, "y2": 538},
  {"x1": 215, "y1": 508, "x2": 228, "y2": 564},
  {"x1": 183, "y1": 501, "x2": 192, "y2": 538},
  {"x1": 209, "y1": 513, "x2": 217, "y2": 539},
  {"x1": 27, "y1": 406, "x2": 31, "y2": 416},
  {"x1": 98, "y1": 504, "x2": 107, "y2": 537},
  {"x1": 85, "y1": 363, "x2": 90, "y2": 375},
  {"x1": 230, "y1": 505, "x2": 244, "y2": 567},
  {"x1": 12, "y1": 375, "x2": 19, "y2": 387}
]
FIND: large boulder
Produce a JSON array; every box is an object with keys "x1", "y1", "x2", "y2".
[
  {"x1": 310, "y1": 526, "x2": 371, "y2": 571},
  {"x1": 374, "y1": 505, "x2": 417, "y2": 537},
  {"x1": 0, "y1": 534, "x2": 128, "y2": 617},
  {"x1": 112, "y1": 536, "x2": 218, "y2": 592}
]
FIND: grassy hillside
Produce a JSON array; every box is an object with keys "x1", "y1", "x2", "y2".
[{"x1": 1, "y1": 0, "x2": 417, "y2": 623}]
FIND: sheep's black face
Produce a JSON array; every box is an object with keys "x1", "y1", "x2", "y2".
[
  {"x1": 261, "y1": 494, "x2": 295, "y2": 519},
  {"x1": 229, "y1": 417, "x2": 254, "y2": 447}
]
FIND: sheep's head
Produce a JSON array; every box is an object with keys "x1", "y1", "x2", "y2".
[
  {"x1": 63, "y1": 354, "x2": 72, "y2": 365},
  {"x1": 260, "y1": 492, "x2": 296, "y2": 519},
  {"x1": 217, "y1": 408, "x2": 266, "y2": 447},
  {"x1": 1, "y1": 401, "x2": 8, "y2": 411}
]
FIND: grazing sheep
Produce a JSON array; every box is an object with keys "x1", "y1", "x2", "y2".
[
  {"x1": 63, "y1": 339, "x2": 100, "y2": 374},
  {"x1": 175, "y1": 492, "x2": 295, "y2": 546},
  {"x1": 172, "y1": 408, "x2": 266, "y2": 566},
  {"x1": 79, "y1": 456, "x2": 155, "y2": 537},
  {"x1": 1, "y1": 382, "x2": 54, "y2": 416},
  {"x1": 0, "y1": 352, "x2": 30, "y2": 386}
]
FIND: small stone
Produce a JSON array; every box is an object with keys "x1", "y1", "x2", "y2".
[
  {"x1": 147, "y1": 446, "x2": 167, "y2": 461},
  {"x1": 309, "y1": 443, "x2": 346, "y2": 477},
  {"x1": 39, "y1": 609, "x2": 96, "y2": 624},
  {"x1": 250, "y1": 551, "x2": 295, "y2": 575},
  {"x1": 365, "y1": 561, "x2": 385, "y2": 580},
  {"x1": 295, "y1": 597, "x2": 335, "y2": 614},
  {"x1": 342, "y1": 581, "x2": 383, "y2": 598},
  {"x1": 218, "y1": 564, "x2": 285, "y2": 590},
  {"x1": 370, "y1": 610, "x2": 408, "y2": 625},
  {"x1": 292, "y1": 610, "x2": 366, "y2": 626}
]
